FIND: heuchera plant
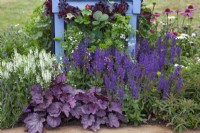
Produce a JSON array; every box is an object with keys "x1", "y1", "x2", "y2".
[{"x1": 23, "y1": 74, "x2": 125, "y2": 133}]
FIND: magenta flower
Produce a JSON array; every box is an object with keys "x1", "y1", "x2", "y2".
[
  {"x1": 163, "y1": 8, "x2": 173, "y2": 15},
  {"x1": 186, "y1": 5, "x2": 196, "y2": 11},
  {"x1": 181, "y1": 9, "x2": 193, "y2": 17},
  {"x1": 153, "y1": 12, "x2": 160, "y2": 17},
  {"x1": 175, "y1": 9, "x2": 181, "y2": 14}
]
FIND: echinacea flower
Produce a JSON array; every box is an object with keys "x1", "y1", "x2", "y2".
[
  {"x1": 186, "y1": 4, "x2": 196, "y2": 11},
  {"x1": 175, "y1": 9, "x2": 181, "y2": 14},
  {"x1": 181, "y1": 9, "x2": 193, "y2": 17},
  {"x1": 163, "y1": 8, "x2": 173, "y2": 15},
  {"x1": 153, "y1": 12, "x2": 160, "y2": 17}
]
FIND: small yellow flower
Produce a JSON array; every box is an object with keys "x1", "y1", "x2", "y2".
[
  {"x1": 152, "y1": 87, "x2": 157, "y2": 92},
  {"x1": 156, "y1": 71, "x2": 161, "y2": 76}
]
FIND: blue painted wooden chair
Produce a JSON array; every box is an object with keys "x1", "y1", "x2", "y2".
[{"x1": 52, "y1": 0, "x2": 141, "y2": 58}]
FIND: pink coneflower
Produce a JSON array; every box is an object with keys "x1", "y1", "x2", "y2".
[
  {"x1": 163, "y1": 8, "x2": 173, "y2": 15},
  {"x1": 175, "y1": 9, "x2": 181, "y2": 14},
  {"x1": 181, "y1": 9, "x2": 193, "y2": 17},
  {"x1": 153, "y1": 12, "x2": 161, "y2": 17},
  {"x1": 187, "y1": 4, "x2": 196, "y2": 11}
]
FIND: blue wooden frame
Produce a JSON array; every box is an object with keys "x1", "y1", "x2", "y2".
[{"x1": 52, "y1": 0, "x2": 141, "y2": 58}]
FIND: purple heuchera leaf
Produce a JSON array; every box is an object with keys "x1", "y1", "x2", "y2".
[
  {"x1": 55, "y1": 73, "x2": 66, "y2": 84},
  {"x1": 47, "y1": 115, "x2": 61, "y2": 128},
  {"x1": 62, "y1": 103, "x2": 70, "y2": 117},
  {"x1": 24, "y1": 113, "x2": 45, "y2": 133},
  {"x1": 31, "y1": 84, "x2": 44, "y2": 104},
  {"x1": 81, "y1": 114, "x2": 95, "y2": 129},
  {"x1": 70, "y1": 104, "x2": 83, "y2": 119},
  {"x1": 108, "y1": 102, "x2": 122, "y2": 114},
  {"x1": 81, "y1": 103, "x2": 98, "y2": 115},
  {"x1": 61, "y1": 85, "x2": 74, "y2": 94},
  {"x1": 47, "y1": 102, "x2": 62, "y2": 117},
  {"x1": 97, "y1": 99, "x2": 108, "y2": 110},
  {"x1": 66, "y1": 95, "x2": 76, "y2": 108},
  {"x1": 96, "y1": 109, "x2": 106, "y2": 117},
  {"x1": 107, "y1": 113, "x2": 120, "y2": 128},
  {"x1": 91, "y1": 117, "x2": 106, "y2": 131}
]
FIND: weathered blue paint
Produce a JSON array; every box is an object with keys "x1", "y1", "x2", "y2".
[{"x1": 52, "y1": 0, "x2": 141, "y2": 58}]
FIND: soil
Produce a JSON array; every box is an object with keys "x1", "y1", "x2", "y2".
[{"x1": 1, "y1": 125, "x2": 200, "y2": 133}]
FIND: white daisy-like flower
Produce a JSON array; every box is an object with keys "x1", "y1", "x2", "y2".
[{"x1": 176, "y1": 33, "x2": 189, "y2": 40}]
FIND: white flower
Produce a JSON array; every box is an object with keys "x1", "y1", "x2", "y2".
[
  {"x1": 168, "y1": 16, "x2": 176, "y2": 20},
  {"x1": 176, "y1": 33, "x2": 189, "y2": 40},
  {"x1": 174, "y1": 64, "x2": 179, "y2": 67},
  {"x1": 191, "y1": 33, "x2": 196, "y2": 37},
  {"x1": 120, "y1": 34, "x2": 126, "y2": 39}
]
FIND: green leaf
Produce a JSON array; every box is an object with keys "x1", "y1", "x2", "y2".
[
  {"x1": 99, "y1": 14, "x2": 109, "y2": 21},
  {"x1": 92, "y1": 21, "x2": 100, "y2": 25},
  {"x1": 53, "y1": 37, "x2": 62, "y2": 41},
  {"x1": 93, "y1": 11, "x2": 102, "y2": 20}
]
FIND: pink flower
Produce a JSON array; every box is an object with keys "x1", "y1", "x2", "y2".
[
  {"x1": 186, "y1": 5, "x2": 196, "y2": 11},
  {"x1": 181, "y1": 9, "x2": 193, "y2": 17},
  {"x1": 153, "y1": 12, "x2": 160, "y2": 17},
  {"x1": 163, "y1": 8, "x2": 173, "y2": 15},
  {"x1": 175, "y1": 10, "x2": 181, "y2": 14}
]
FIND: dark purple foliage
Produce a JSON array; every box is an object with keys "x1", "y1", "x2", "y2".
[
  {"x1": 24, "y1": 113, "x2": 45, "y2": 133},
  {"x1": 47, "y1": 115, "x2": 61, "y2": 128},
  {"x1": 23, "y1": 74, "x2": 124, "y2": 133}
]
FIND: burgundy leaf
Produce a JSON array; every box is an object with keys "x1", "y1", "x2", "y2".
[
  {"x1": 24, "y1": 113, "x2": 45, "y2": 133},
  {"x1": 47, "y1": 102, "x2": 62, "y2": 117},
  {"x1": 47, "y1": 115, "x2": 61, "y2": 128},
  {"x1": 55, "y1": 73, "x2": 66, "y2": 84},
  {"x1": 81, "y1": 114, "x2": 95, "y2": 129},
  {"x1": 108, "y1": 113, "x2": 120, "y2": 128},
  {"x1": 108, "y1": 102, "x2": 122, "y2": 114},
  {"x1": 62, "y1": 103, "x2": 70, "y2": 117}
]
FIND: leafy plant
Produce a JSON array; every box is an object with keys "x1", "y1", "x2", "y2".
[
  {"x1": 23, "y1": 74, "x2": 125, "y2": 133},
  {"x1": 153, "y1": 96, "x2": 200, "y2": 132},
  {"x1": 0, "y1": 49, "x2": 61, "y2": 129}
]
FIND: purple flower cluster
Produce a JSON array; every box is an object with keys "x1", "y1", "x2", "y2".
[{"x1": 64, "y1": 37, "x2": 183, "y2": 101}]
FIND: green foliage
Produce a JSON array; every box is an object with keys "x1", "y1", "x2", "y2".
[
  {"x1": 0, "y1": 27, "x2": 33, "y2": 60},
  {"x1": 25, "y1": 5, "x2": 52, "y2": 52},
  {"x1": 153, "y1": 96, "x2": 200, "y2": 132},
  {"x1": 0, "y1": 50, "x2": 62, "y2": 129},
  {"x1": 61, "y1": 8, "x2": 133, "y2": 55},
  {"x1": 123, "y1": 97, "x2": 146, "y2": 126}
]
